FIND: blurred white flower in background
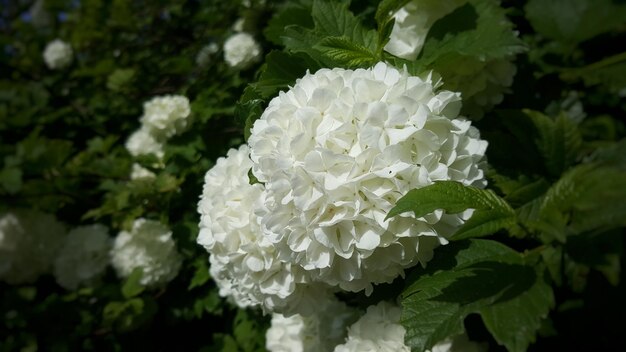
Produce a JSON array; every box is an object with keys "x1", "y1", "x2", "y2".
[
  {"x1": 125, "y1": 126, "x2": 165, "y2": 159},
  {"x1": 0, "y1": 209, "x2": 66, "y2": 284},
  {"x1": 110, "y1": 218, "x2": 182, "y2": 288},
  {"x1": 249, "y1": 62, "x2": 487, "y2": 294},
  {"x1": 140, "y1": 95, "x2": 191, "y2": 138},
  {"x1": 384, "y1": 0, "x2": 518, "y2": 118},
  {"x1": 130, "y1": 163, "x2": 156, "y2": 180},
  {"x1": 333, "y1": 301, "x2": 409, "y2": 352},
  {"x1": 53, "y1": 224, "x2": 111, "y2": 290},
  {"x1": 43, "y1": 38, "x2": 73, "y2": 69},
  {"x1": 266, "y1": 296, "x2": 357, "y2": 352},
  {"x1": 223, "y1": 32, "x2": 262, "y2": 70},
  {"x1": 384, "y1": 0, "x2": 466, "y2": 61}
]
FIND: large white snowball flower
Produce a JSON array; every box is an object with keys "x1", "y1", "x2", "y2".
[
  {"x1": 110, "y1": 218, "x2": 182, "y2": 288},
  {"x1": 0, "y1": 209, "x2": 66, "y2": 284},
  {"x1": 384, "y1": 0, "x2": 466, "y2": 61},
  {"x1": 223, "y1": 32, "x2": 262, "y2": 70},
  {"x1": 266, "y1": 296, "x2": 357, "y2": 352},
  {"x1": 197, "y1": 145, "x2": 327, "y2": 315},
  {"x1": 334, "y1": 301, "x2": 409, "y2": 352},
  {"x1": 53, "y1": 224, "x2": 111, "y2": 290},
  {"x1": 249, "y1": 62, "x2": 487, "y2": 294},
  {"x1": 43, "y1": 38, "x2": 73, "y2": 69},
  {"x1": 140, "y1": 95, "x2": 191, "y2": 138},
  {"x1": 125, "y1": 126, "x2": 165, "y2": 159}
]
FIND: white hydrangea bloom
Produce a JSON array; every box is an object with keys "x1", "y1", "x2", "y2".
[
  {"x1": 110, "y1": 218, "x2": 182, "y2": 288},
  {"x1": 266, "y1": 296, "x2": 357, "y2": 352},
  {"x1": 197, "y1": 145, "x2": 326, "y2": 315},
  {"x1": 125, "y1": 126, "x2": 165, "y2": 159},
  {"x1": 223, "y1": 32, "x2": 262, "y2": 70},
  {"x1": 43, "y1": 39, "x2": 73, "y2": 69},
  {"x1": 53, "y1": 224, "x2": 111, "y2": 290},
  {"x1": 427, "y1": 332, "x2": 487, "y2": 352},
  {"x1": 334, "y1": 301, "x2": 409, "y2": 352},
  {"x1": 196, "y1": 42, "x2": 219, "y2": 67},
  {"x1": 249, "y1": 62, "x2": 487, "y2": 294},
  {"x1": 130, "y1": 163, "x2": 156, "y2": 180},
  {"x1": 0, "y1": 209, "x2": 66, "y2": 284},
  {"x1": 384, "y1": 0, "x2": 466, "y2": 61},
  {"x1": 140, "y1": 95, "x2": 191, "y2": 138}
]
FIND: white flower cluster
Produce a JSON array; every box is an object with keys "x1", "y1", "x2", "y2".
[
  {"x1": 385, "y1": 0, "x2": 517, "y2": 117},
  {"x1": 53, "y1": 224, "x2": 111, "y2": 290},
  {"x1": 130, "y1": 163, "x2": 156, "y2": 180},
  {"x1": 266, "y1": 296, "x2": 357, "y2": 352},
  {"x1": 110, "y1": 218, "x2": 182, "y2": 288},
  {"x1": 223, "y1": 32, "x2": 262, "y2": 70},
  {"x1": 125, "y1": 95, "x2": 191, "y2": 159},
  {"x1": 0, "y1": 209, "x2": 66, "y2": 284},
  {"x1": 43, "y1": 39, "x2": 73, "y2": 69},
  {"x1": 198, "y1": 62, "x2": 487, "y2": 315},
  {"x1": 334, "y1": 301, "x2": 409, "y2": 352}
]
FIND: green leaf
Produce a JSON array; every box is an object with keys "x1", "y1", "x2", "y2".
[
  {"x1": 102, "y1": 297, "x2": 157, "y2": 333},
  {"x1": 316, "y1": 36, "x2": 378, "y2": 68},
  {"x1": 525, "y1": 0, "x2": 626, "y2": 45},
  {"x1": 0, "y1": 167, "x2": 22, "y2": 194},
  {"x1": 525, "y1": 109, "x2": 582, "y2": 178},
  {"x1": 559, "y1": 52, "x2": 626, "y2": 93},
  {"x1": 418, "y1": 0, "x2": 526, "y2": 68},
  {"x1": 188, "y1": 259, "x2": 211, "y2": 290},
  {"x1": 121, "y1": 268, "x2": 145, "y2": 299},
  {"x1": 251, "y1": 51, "x2": 320, "y2": 99},
  {"x1": 264, "y1": 2, "x2": 314, "y2": 45},
  {"x1": 281, "y1": 0, "x2": 379, "y2": 68},
  {"x1": 387, "y1": 181, "x2": 516, "y2": 239},
  {"x1": 401, "y1": 239, "x2": 554, "y2": 352},
  {"x1": 234, "y1": 95, "x2": 264, "y2": 141},
  {"x1": 375, "y1": 0, "x2": 410, "y2": 26}
]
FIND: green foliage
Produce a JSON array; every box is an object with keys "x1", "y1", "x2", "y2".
[
  {"x1": 387, "y1": 181, "x2": 517, "y2": 240},
  {"x1": 401, "y1": 239, "x2": 554, "y2": 352}
]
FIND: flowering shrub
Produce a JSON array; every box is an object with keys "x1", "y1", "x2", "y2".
[
  {"x1": 2, "y1": 0, "x2": 626, "y2": 351},
  {"x1": 110, "y1": 218, "x2": 182, "y2": 288}
]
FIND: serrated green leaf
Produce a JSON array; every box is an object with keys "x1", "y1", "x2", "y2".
[
  {"x1": 525, "y1": 109, "x2": 582, "y2": 178},
  {"x1": 525, "y1": 0, "x2": 626, "y2": 45},
  {"x1": 401, "y1": 239, "x2": 553, "y2": 352},
  {"x1": 251, "y1": 51, "x2": 320, "y2": 99},
  {"x1": 479, "y1": 264, "x2": 554, "y2": 352},
  {"x1": 188, "y1": 259, "x2": 211, "y2": 290},
  {"x1": 387, "y1": 181, "x2": 516, "y2": 239},
  {"x1": 264, "y1": 3, "x2": 314, "y2": 45},
  {"x1": 418, "y1": 0, "x2": 526, "y2": 68},
  {"x1": 316, "y1": 36, "x2": 378, "y2": 68},
  {"x1": 281, "y1": 0, "x2": 379, "y2": 68},
  {"x1": 375, "y1": 0, "x2": 410, "y2": 26}
]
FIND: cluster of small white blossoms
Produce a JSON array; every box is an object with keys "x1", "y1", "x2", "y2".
[
  {"x1": 265, "y1": 296, "x2": 357, "y2": 352},
  {"x1": 53, "y1": 224, "x2": 112, "y2": 290},
  {"x1": 125, "y1": 95, "x2": 191, "y2": 161},
  {"x1": 385, "y1": 0, "x2": 517, "y2": 117},
  {"x1": 43, "y1": 39, "x2": 73, "y2": 69},
  {"x1": 223, "y1": 32, "x2": 262, "y2": 70},
  {"x1": 198, "y1": 62, "x2": 487, "y2": 318},
  {"x1": 0, "y1": 209, "x2": 66, "y2": 284},
  {"x1": 110, "y1": 218, "x2": 182, "y2": 288}
]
